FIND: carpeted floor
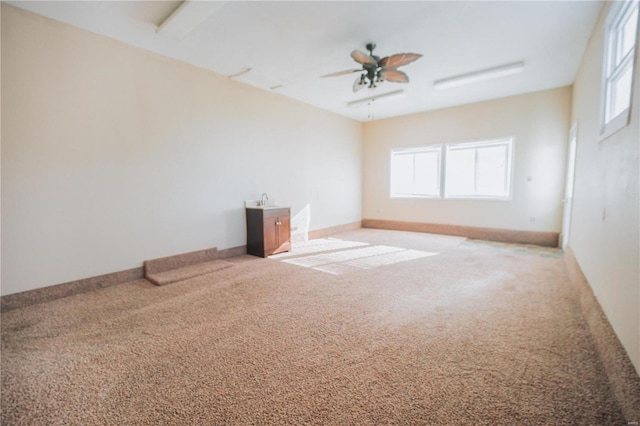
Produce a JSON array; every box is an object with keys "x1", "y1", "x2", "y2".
[{"x1": 0, "y1": 229, "x2": 629, "y2": 424}]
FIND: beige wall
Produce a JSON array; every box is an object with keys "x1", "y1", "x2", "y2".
[
  {"x1": 362, "y1": 87, "x2": 572, "y2": 233},
  {"x1": 0, "y1": 5, "x2": 362, "y2": 296},
  {"x1": 570, "y1": 2, "x2": 640, "y2": 372}
]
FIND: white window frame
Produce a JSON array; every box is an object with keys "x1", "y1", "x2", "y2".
[
  {"x1": 443, "y1": 137, "x2": 514, "y2": 201},
  {"x1": 388, "y1": 137, "x2": 514, "y2": 201},
  {"x1": 600, "y1": 0, "x2": 639, "y2": 140},
  {"x1": 389, "y1": 145, "x2": 442, "y2": 199}
]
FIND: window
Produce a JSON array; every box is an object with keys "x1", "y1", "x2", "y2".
[
  {"x1": 389, "y1": 138, "x2": 513, "y2": 200},
  {"x1": 445, "y1": 138, "x2": 512, "y2": 199},
  {"x1": 601, "y1": 0, "x2": 638, "y2": 137},
  {"x1": 390, "y1": 146, "x2": 441, "y2": 197}
]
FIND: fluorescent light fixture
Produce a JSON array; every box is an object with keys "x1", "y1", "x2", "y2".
[
  {"x1": 157, "y1": 1, "x2": 227, "y2": 40},
  {"x1": 433, "y1": 61, "x2": 525, "y2": 90},
  {"x1": 230, "y1": 68, "x2": 285, "y2": 91},
  {"x1": 347, "y1": 90, "x2": 406, "y2": 108}
]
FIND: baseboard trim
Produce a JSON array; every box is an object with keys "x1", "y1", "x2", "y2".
[
  {"x1": 0, "y1": 267, "x2": 144, "y2": 312},
  {"x1": 308, "y1": 221, "x2": 362, "y2": 240},
  {"x1": 219, "y1": 245, "x2": 247, "y2": 259},
  {"x1": 564, "y1": 246, "x2": 640, "y2": 422},
  {"x1": 362, "y1": 219, "x2": 559, "y2": 247}
]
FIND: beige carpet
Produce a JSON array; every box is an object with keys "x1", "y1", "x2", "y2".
[{"x1": 0, "y1": 229, "x2": 631, "y2": 424}]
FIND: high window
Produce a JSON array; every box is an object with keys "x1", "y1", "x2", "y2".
[
  {"x1": 601, "y1": 0, "x2": 638, "y2": 137},
  {"x1": 390, "y1": 146, "x2": 441, "y2": 197},
  {"x1": 444, "y1": 138, "x2": 512, "y2": 199},
  {"x1": 390, "y1": 138, "x2": 513, "y2": 200}
]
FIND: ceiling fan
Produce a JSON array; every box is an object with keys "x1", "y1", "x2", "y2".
[{"x1": 322, "y1": 43, "x2": 423, "y2": 92}]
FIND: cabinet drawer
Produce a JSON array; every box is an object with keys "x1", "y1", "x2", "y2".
[{"x1": 262, "y1": 208, "x2": 290, "y2": 219}]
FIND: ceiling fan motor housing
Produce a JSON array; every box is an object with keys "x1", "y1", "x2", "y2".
[
  {"x1": 362, "y1": 43, "x2": 381, "y2": 87},
  {"x1": 323, "y1": 42, "x2": 422, "y2": 91}
]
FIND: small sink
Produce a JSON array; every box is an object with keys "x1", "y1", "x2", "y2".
[
  {"x1": 246, "y1": 205, "x2": 282, "y2": 210},
  {"x1": 245, "y1": 199, "x2": 282, "y2": 209}
]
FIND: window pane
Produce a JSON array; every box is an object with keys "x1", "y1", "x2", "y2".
[
  {"x1": 445, "y1": 148, "x2": 476, "y2": 196},
  {"x1": 390, "y1": 153, "x2": 414, "y2": 195},
  {"x1": 476, "y1": 145, "x2": 508, "y2": 196},
  {"x1": 610, "y1": 62, "x2": 633, "y2": 119},
  {"x1": 414, "y1": 151, "x2": 439, "y2": 196},
  {"x1": 390, "y1": 149, "x2": 441, "y2": 197},
  {"x1": 445, "y1": 140, "x2": 512, "y2": 198},
  {"x1": 619, "y1": 6, "x2": 638, "y2": 61},
  {"x1": 603, "y1": 1, "x2": 638, "y2": 129}
]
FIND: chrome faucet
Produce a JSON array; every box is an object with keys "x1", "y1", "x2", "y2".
[{"x1": 260, "y1": 193, "x2": 269, "y2": 206}]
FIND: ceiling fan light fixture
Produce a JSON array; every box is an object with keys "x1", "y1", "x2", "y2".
[
  {"x1": 230, "y1": 68, "x2": 284, "y2": 92},
  {"x1": 347, "y1": 89, "x2": 406, "y2": 108},
  {"x1": 433, "y1": 61, "x2": 525, "y2": 90}
]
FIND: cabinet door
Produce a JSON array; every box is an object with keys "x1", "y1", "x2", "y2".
[
  {"x1": 246, "y1": 209, "x2": 265, "y2": 257},
  {"x1": 278, "y1": 215, "x2": 291, "y2": 247},
  {"x1": 263, "y1": 217, "x2": 278, "y2": 251}
]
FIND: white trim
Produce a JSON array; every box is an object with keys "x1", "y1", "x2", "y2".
[
  {"x1": 600, "y1": 106, "x2": 632, "y2": 140},
  {"x1": 433, "y1": 62, "x2": 525, "y2": 90},
  {"x1": 443, "y1": 137, "x2": 514, "y2": 201},
  {"x1": 561, "y1": 122, "x2": 579, "y2": 250},
  {"x1": 389, "y1": 145, "x2": 443, "y2": 199},
  {"x1": 599, "y1": 0, "x2": 638, "y2": 140},
  {"x1": 388, "y1": 137, "x2": 515, "y2": 201}
]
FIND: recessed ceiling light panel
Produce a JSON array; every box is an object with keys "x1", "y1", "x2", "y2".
[
  {"x1": 230, "y1": 68, "x2": 285, "y2": 92},
  {"x1": 433, "y1": 61, "x2": 525, "y2": 90},
  {"x1": 347, "y1": 90, "x2": 406, "y2": 108},
  {"x1": 157, "y1": 1, "x2": 227, "y2": 40}
]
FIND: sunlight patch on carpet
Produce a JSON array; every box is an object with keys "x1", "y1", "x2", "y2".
[
  {"x1": 270, "y1": 238, "x2": 369, "y2": 259},
  {"x1": 277, "y1": 241, "x2": 438, "y2": 275},
  {"x1": 283, "y1": 245, "x2": 403, "y2": 267}
]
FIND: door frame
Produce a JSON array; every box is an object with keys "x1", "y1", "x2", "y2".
[{"x1": 561, "y1": 122, "x2": 578, "y2": 250}]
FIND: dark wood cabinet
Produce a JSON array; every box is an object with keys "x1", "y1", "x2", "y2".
[{"x1": 246, "y1": 207, "x2": 291, "y2": 258}]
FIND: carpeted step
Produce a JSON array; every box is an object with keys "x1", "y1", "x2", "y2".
[
  {"x1": 144, "y1": 247, "x2": 219, "y2": 276},
  {"x1": 144, "y1": 247, "x2": 233, "y2": 286},
  {"x1": 145, "y1": 259, "x2": 233, "y2": 286}
]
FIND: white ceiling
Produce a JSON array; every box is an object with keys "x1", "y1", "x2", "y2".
[{"x1": 8, "y1": 1, "x2": 602, "y2": 122}]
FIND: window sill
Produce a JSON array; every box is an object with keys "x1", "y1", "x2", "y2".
[
  {"x1": 444, "y1": 195, "x2": 513, "y2": 202},
  {"x1": 599, "y1": 108, "x2": 631, "y2": 142},
  {"x1": 389, "y1": 194, "x2": 512, "y2": 201},
  {"x1": 390, "y1": 194, "x2": 441, "y2": 200}
]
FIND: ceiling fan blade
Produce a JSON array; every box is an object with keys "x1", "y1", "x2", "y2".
[
  {"x1": 353, "y1": 76, "x2": 365, "y2": 92},
  {"x1": 379, "y1": 53, "x2": 423, "y2": 70},
  {"x1": 380, "y1": 69, "x2": 409, "y2": 83},
  {"x1": 351, "y1": 49, "x2": 377, "y2": 66},
  {"x1": 321, "y1": 69, "x2": 362, "y2": 78}
]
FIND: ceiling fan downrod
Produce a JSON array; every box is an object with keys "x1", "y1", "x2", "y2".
[
  {"x1": 361, "y1": 43, "x2": 382, "y2": 89},
  {"x1": 366, "y1": 43, "x2": 377, "y2": 57}
]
